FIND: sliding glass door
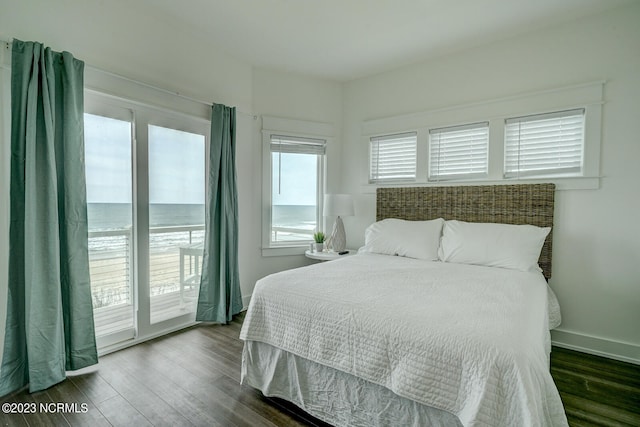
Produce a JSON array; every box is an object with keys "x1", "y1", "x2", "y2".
[
  {"x1": 85, "y1": 111, "x2": 135, "y2": 348},
  {"x1": 148, "y1": 124, "x2": 205, "y2": 324},
  {"x1": 84, "y1": 93, "x2": 208, "y2": 350}
]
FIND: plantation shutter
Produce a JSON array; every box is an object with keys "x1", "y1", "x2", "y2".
[
  {"x1": 369, "y1": 132, "x2": 417, "y2": 182},
  {"x1": 504, "y1": 109, "x2": 585, "y2": 178},
  {"x1": 429, "y1": 122, "x2": 489, "y2": 180}
]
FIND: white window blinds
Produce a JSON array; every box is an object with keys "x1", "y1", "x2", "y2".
[
  {"x1": 369, "y1": 132, "x2": 417, "y2": 182},
  {"x1": 504, "y1": 109, "x2": 585, "y2": 178},
  {"x1": 429, "y1": 122, "x2": 489, "y2": 180},
  {"x1": 270, "y1": 134, "x2": 326, "y2": 155}
]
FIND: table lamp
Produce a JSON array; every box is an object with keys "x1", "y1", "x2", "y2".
[{"x1": 323, "y1": 194, "x2": 354, "y2": 252}]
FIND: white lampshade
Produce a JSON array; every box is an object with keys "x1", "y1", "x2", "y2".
[{"x1": 323, "y1": 194, "x2": 354, "y2": 217}]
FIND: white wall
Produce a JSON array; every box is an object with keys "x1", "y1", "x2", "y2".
[
  {"x1": 243, "y1": 68, "x2": 343, "y2": 298},
  {"x1": 341, "y1": 3, "x2": 640, "y2": 363},
  {"x1": 0, "y1": 0, "x2": 252, "y2": 112}
]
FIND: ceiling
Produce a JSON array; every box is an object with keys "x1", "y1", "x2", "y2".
[{"x1": 139, "y1": 0, "x2": 631, "y2": 82}]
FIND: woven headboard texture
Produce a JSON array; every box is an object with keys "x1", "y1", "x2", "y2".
[{"x1": 376, "y1": 184, "x2": 555, "y2": 279}]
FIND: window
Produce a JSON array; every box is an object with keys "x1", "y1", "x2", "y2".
[
  {"x1": 504, "y1": 109, "x2": 585, "y2": 178},
  {"x1": 268, "y1": 134, "x2": 326, "y2": 246},
  {"x1": 84, "y1": 92, "x2": 209, "y2": 349},
  {"x1": 85, "y1": 111, "x2": 135, "y2": 346},
  {"x1": 369, "y1": 132, "x2": 417, "y2": 183},
  {"x1": 147, "y1": 125, "x2": 205, "y2": 324},
  {"x1": 429, "y1": 122, "x2": 489, "y2": 181}
]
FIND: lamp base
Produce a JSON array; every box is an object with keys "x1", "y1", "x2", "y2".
[{"x1": 330, "y1": 216, "x2": 347, "y2": 252}]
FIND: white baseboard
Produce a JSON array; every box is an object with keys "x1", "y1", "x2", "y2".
[{"x1": 551, "y1": 328, "x2": 640, "y2": 365}]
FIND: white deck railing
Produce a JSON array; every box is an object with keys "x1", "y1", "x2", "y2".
[{"x1": 88, "y1": 225, "x2": 205, "y2": 310}]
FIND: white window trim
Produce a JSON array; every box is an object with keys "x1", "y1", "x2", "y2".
[
  {"x1": 361, "y1": 81, "x2": 604, "y2": 192},
  {"x1": 261, "y1": 116, "x2": 333, "y2": 257}
]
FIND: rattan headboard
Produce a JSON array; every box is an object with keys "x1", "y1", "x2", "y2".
[{"x1": 376, "y1": 184, "x2": 555, "y2": 279}]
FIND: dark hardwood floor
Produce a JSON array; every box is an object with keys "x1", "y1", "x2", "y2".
[
  {"x1": 551, "y1": 346, "x2": 640, "y2": 426},
  {"x1": 1, "y1": 313, "x2": 638, "y2": 426}
]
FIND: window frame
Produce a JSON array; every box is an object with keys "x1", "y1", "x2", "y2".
[
  {"x1": 261, "y1": 116, "x2": 331, "y2": 257},
  {"x1": 268, "y1": 134, "x2": 326, "y2": 247}
]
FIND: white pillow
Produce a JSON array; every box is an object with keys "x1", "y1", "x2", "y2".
[
  {"x1": 439, "y1": 220, "x2": 551, "y2": 272},
  {"x1": 361, "y1": 218, "x2": 444, "y2": 260}
]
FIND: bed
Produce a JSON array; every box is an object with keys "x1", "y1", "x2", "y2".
[{"x1": 240, "y1": 184, "x2": 568, "y2": 427}]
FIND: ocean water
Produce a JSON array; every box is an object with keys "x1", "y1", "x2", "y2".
[
  {"x1": 272, "y1": 205, "x2": 316, "y2": 228},
  {"x1": 87, "y1": 203, "x2": 206, "y2": 230},
  {"x1": 87, "y1": 203, "x2": 205, "y2": 258},
  {"x1": 88, "y1": 203, "x2": 315, "y2": 230},
  {"x1": 87, "y1": 203, "x2": 316, "y2": 255}
]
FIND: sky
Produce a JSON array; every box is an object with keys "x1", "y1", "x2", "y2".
[
  {"x1": 84, "y1": 114, "x2": 205, "y2": 205},
  {"x1": 271, "y1": 152, "x2": 317, "y2": 206}
]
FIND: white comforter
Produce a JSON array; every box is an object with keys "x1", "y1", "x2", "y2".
[{"x1": 240, "y1": 254, "x2": 568, "y2": 427}]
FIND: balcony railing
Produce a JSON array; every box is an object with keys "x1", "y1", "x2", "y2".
[
  {"x1": 271, "y1": 225, "x2": 315, "y2": 243},
  {"x1": 88, "y1": 225, "x2": 205, "y2": 311},
  {"x1": 88, "y1": 228, "x2": 132, "y2": 309}
]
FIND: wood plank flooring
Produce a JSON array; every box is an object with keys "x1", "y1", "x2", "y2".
[
  {"x1": 550, "y1": 347, "x2": 640, "y2": 426},
  {"x1": 0, "y1": 314, "x2": 320, "y2": 427},
  {"x1": 1, "y1": 313, "x2": 638, "y2": 426}
]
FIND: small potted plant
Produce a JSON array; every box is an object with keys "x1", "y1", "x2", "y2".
[{"x1": 313, "y1": 231, "x2": 326, "y2": 252}]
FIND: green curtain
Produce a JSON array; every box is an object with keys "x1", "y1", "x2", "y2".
[
  {"x1": 0, "y1": 40, "x2": 98, "y2": 395},
  {"x1": 196, "y1": 104, "x2": 242, "y2": 323}
]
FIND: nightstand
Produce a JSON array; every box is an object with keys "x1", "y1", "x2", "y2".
[{"x1": 304, "y1": 249, "x2": 356, "y2": 261}]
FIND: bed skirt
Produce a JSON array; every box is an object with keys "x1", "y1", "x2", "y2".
[{"x1": 241, "y1": 340, "x2": 462, "y2": 427}]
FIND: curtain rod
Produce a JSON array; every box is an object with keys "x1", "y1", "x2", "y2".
[{"x1": 1, "y1": 38, "x2": 255, "y2": 119}]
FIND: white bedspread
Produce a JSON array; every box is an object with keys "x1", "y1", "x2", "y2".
[{"x1": 240, "y1": 254, "x2": 568, "y2": 427}]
